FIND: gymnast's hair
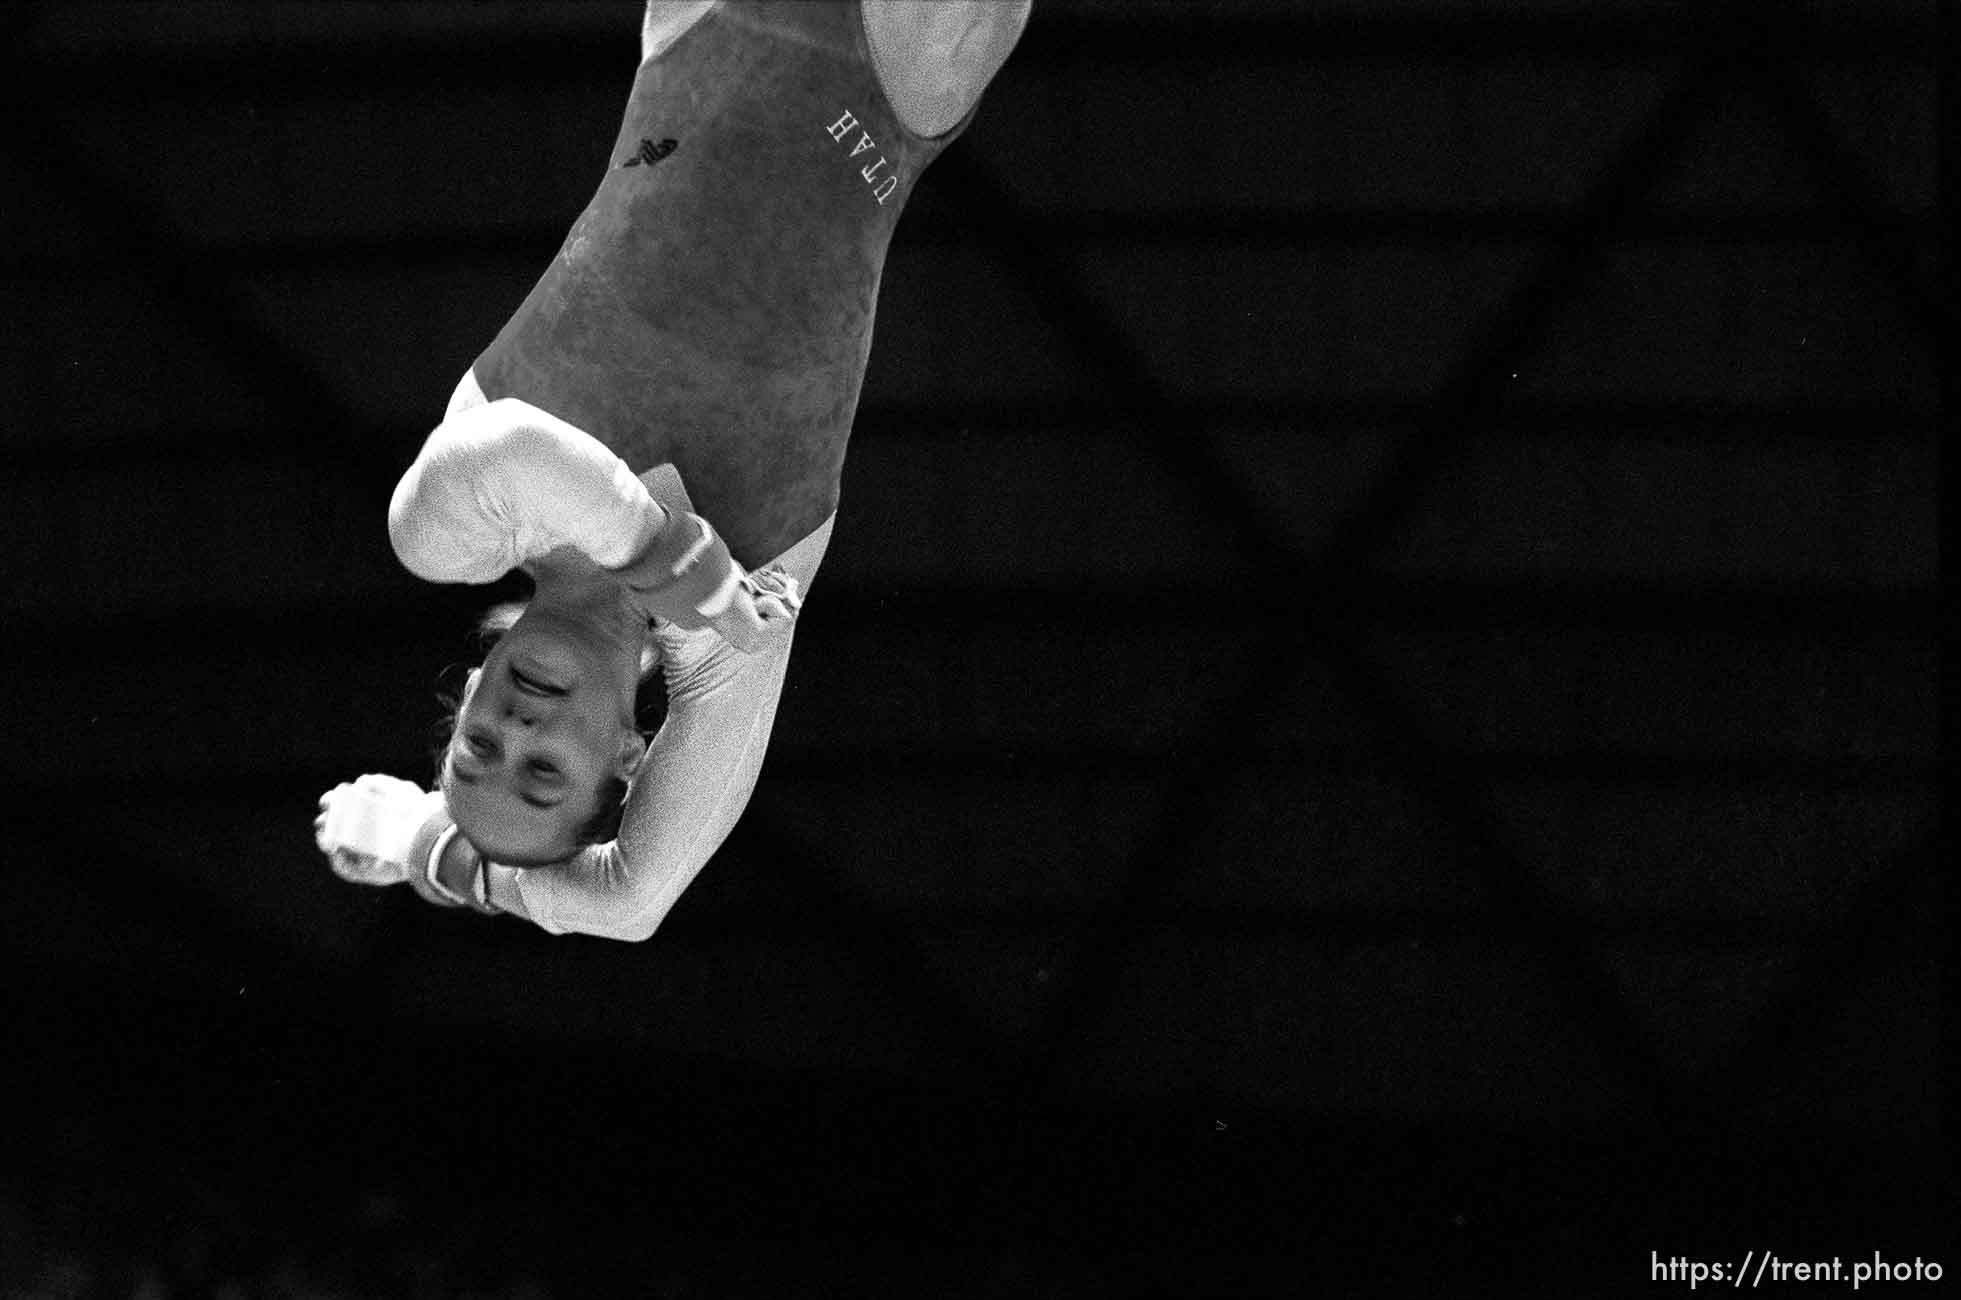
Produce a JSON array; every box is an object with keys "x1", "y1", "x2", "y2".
[{"x1": 434, "y1": 597, "x2": 664, "y2": 851}]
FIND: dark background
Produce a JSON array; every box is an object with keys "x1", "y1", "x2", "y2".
[{"x1": 2, "y1": 1, "x2": 1943, "y2": 1295}]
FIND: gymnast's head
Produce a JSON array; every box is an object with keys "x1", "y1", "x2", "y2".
[{"x1": 438, "y1": 561, "x2": 658, "y2": 866}]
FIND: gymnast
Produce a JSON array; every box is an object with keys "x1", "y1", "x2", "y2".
[{"x1": 314, "y1": 0, "x2": 1031, "y2": 939}]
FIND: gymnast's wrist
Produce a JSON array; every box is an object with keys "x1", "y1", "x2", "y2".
[
  {"x1": 430, "y1": 827, "x2": 498, "y2": 914},
  {"x1": 402, "y1": 805, "x2": 456, "y2": 902},
  {"x1": 402, "y1": 804, "x2": 489, "y2": 912}
]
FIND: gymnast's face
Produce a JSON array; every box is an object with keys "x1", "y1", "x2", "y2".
[{"x1": 442, "y1": 614, "x2": 644, "y2": 865}]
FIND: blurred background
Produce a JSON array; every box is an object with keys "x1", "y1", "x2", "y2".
[{"x1": 2, "y1": 0, "x2": 1942, "y2": 1295}]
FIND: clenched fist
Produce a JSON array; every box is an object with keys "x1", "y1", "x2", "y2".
[{"x1": 315, "y1": 773, "x2": 446, "y2": 887}]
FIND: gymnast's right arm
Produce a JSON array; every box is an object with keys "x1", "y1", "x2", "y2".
[
  {"x1": 472, "y1": 609, "x2": 800, "y2": 941},
  {"x1": 333, "y1": 400, "x2": 804, "y2": 939}
]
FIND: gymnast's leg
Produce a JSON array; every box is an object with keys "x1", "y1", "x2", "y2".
[
  {"x1": 640, "y1": 1, "x2": 715, "y2": 63},
  {"x1": 862, "y1": 0, "x2": 1034, "y2": 139},
  {"x1": 642, "y1": 0, "x2": 1031, "y2": 130},
  {"x1": 638, "y1": 0, "x2": 1031, "y2": 129}
]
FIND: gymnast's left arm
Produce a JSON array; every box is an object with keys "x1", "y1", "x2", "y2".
[{"x1": 475, "y1": 617, "x2": 800, "y2": 941}]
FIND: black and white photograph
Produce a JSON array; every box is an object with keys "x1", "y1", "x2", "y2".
[{"x1": 2, "y1": 1, "x2": 1942, "y2": 1294}]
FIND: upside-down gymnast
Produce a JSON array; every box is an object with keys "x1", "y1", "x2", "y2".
[{"x1": 314, "y1": 0, "x2": 1031, "y2": 939}]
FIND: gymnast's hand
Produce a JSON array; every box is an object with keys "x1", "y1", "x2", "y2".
[
  {"x1": 616, "y1": 509, "x2": 800, "y2": 653},
  {"x1": 314, "y1": 773, "x2": 446, "y2": 887}
]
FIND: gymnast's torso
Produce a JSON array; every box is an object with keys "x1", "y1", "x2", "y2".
[{"x1": 469, "y1": 0, "x2": 969, "y2": 567}]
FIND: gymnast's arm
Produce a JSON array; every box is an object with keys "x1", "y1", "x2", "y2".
[
  {"x1": 473, "y1": 621, "x2": 796, "y2": 941},
  {"x1": 390, "y1": 402, "x2": 800, "y2": 939}
]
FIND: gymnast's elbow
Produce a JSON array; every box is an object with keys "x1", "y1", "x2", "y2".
[{"x1": 569, "y1": 884, "x2": 681, "y2": 944}]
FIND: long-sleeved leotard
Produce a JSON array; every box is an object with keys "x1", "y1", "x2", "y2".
[
  {"x1": 469, "y1": 0, "x2": 975, "y2": 567},
  {"x1": 392, "y1": 373, "x2": 827, "y2": 940},
  {"x1": 380, "y1": 2, "x2": 1019, "y2": 938}
]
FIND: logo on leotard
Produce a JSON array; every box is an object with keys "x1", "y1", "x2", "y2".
[
  {"x1": 620, "y1": 138, "x2": 679, "y2": 169},
  {"x1": 826, "y1": 111, "x2": 898, "y2": 206}
]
